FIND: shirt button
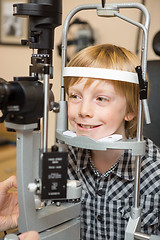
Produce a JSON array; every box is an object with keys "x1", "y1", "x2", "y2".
[
  {"x1": 97, "y1": 215, "x2": 103, "y2": 222},
  {"x1": 97, "y1": 189, "x2": 104, "y2": 196}
]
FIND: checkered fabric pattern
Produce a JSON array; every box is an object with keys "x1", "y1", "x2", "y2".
[{"x1": 67, "y1": 138, "x2": 160, "y2": 240}]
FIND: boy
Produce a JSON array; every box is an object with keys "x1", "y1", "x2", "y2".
[{"x1": 64, "y1": 44, "x2": 160, "y2": 239}]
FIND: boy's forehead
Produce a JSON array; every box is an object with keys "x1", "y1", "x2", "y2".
[
  {"x1": 71, "y1": 77, "x2": 103, "y2": 86},
  {"x1": 70, "y1": 77, "x2": 115, "y2": 91}
]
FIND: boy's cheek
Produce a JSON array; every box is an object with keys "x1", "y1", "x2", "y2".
[
  {"x1": 68, "y1": 108, "x2": 71, "y2": 119},
  {"x1": 68, "y1": 112, "x2": 72, "y2": 122},
  {"x1": 68, "y1": 121, "x2": 76, "y2": 132},
  {"x1": 68, "y1": 105, "x2": 75, "y2": 121}
]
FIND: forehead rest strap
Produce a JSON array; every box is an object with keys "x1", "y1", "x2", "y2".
[{"x1": 63, "y1": 67, "x2": 139, "y2": 84}]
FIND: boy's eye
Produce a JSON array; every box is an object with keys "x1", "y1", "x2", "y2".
[
  {"x1": 69, "y1": 94, "x2": 78, "y2": 99},
  {"x1": 69, "y1": 93, "x2": 81, "y2": 101},
  {"x1": 97, "y1": 96, "x2": 109, "y2": 102}
]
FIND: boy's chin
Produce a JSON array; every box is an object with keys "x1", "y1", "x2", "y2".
[
  {"x1": 71, "y1": 128, "x2": 120, "y2": 141},
  {"x1": 76, "y1": 133, "x2": 103, "y2": 141},
  {"x1": 76, "y1": 132, "x2": 123, "y2": 141},
  {"x1": 76, "y1": 132, "x2": 96, "y2": 140}
]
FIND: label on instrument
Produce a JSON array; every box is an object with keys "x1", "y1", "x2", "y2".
[{"x1": 41, "y1": 150, "x2": 68, "y2": 200}]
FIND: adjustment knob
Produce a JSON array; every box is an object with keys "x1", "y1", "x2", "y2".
[{"x1": 28, "y1": 183, "x2": 38, "y2": 193}]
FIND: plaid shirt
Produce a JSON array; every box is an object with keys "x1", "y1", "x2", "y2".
[{"x1": 67, "y1": 138, "x2": 160, "y2": 240}]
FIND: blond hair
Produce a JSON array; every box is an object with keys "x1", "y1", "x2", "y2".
[{"x1": 64, "y1": 44, "x2": 142, "y2": 138}]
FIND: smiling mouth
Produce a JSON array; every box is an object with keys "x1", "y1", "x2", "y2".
[{"x1": 78, "y1": 124, "x2": 101, "y2": 129}]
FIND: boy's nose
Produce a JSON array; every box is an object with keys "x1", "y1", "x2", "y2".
[{"x1": 78, "y1": 100, "x2": 94, "y2": 118}]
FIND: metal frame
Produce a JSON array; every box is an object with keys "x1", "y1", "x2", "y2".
[{"x1": 55, "y1": 3, "x2": 160, "y2": 240}]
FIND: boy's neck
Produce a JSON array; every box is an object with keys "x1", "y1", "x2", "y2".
[{"x1": 91, "y1": 149, "x2": 124, "y2": 174}]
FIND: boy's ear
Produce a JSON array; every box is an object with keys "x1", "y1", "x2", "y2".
[{"x1": 124, "y1": 112, "x2": 135, "y2": 122}]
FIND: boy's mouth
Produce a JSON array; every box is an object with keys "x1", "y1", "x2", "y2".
[{"x1": 78, "y1": 123, "x2": 101, "y2": 129}]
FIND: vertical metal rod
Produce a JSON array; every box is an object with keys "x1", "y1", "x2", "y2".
[
  {"x1": 134, "y1": 156, "x2": 141, "y2": 209},
  {"x1": 133, "y1": 100, "x2": 142, "y2": 210},
  {"x1": 43, "y1": 73, "x2": 50, "y2": 152},
  {"x1": 137, "y1": 100, "x2": 142, "y2": 142}
]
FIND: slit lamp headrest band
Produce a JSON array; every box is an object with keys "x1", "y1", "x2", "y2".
[{"x1": 63, "y1": 67, "x2": 139, "y2": 84}]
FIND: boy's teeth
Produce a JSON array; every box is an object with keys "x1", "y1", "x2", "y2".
[{"x1": 80, "y1": 124, "x2": 94, "y2": 129}]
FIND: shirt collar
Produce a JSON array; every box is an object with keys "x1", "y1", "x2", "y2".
[
  {"x1": 113, "y1": 150, "x2": 135, "y2": 181},
  {"x1": 76, "y1": 148, "x2": 135, "y2": 181}
]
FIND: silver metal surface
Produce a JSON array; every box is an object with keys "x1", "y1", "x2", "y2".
[
  {"x1": 43, "y1": 73, "x2": 50, "y2": 152},
  {"x1": 134, "y1": 232, "x2": 150, "y2": 240}
]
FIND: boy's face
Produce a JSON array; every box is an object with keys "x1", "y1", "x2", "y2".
[{"x1": 68, "y1": 78, "x2": 131, "y2": 140}]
